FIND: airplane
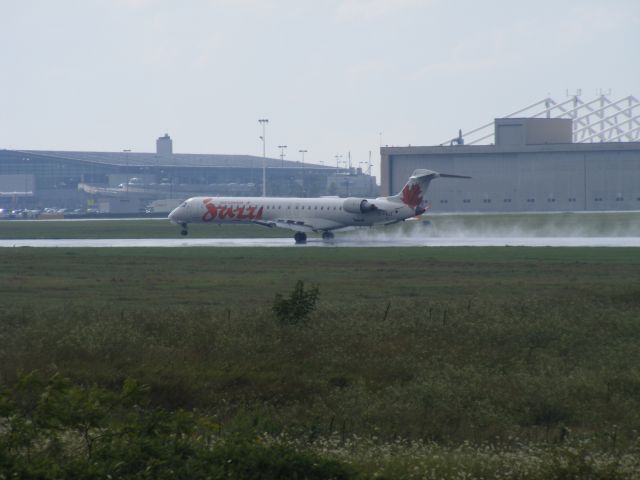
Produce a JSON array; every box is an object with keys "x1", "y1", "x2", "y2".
[{"x1": 168, "y1": 169, "x2": 470, "y2": 244}]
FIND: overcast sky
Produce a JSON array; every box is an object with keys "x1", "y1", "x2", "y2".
[{"x1": 1, "y1": 0, "x2": 639, "y2": 180}]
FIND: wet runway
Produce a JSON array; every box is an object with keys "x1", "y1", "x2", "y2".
[{"x1": 1, "y1": 236, "x2": 640, "y2": 247}]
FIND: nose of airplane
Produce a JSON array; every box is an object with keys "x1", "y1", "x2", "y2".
[{"x1": 168, "y1": 207, "x2": 179, "y2": 223}]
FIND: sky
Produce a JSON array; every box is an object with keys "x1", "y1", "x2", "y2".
[{"x1": 1, "y1": 0, "x2": 639, "y2": 181}]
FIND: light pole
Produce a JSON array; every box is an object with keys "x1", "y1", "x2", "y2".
[
  {"x1": 334, "y1": 154, "x2": 343, "y2": 171},
  {"x1": 259, "y1": 119, "x2": 268, "y2": 196},
  {"x1": 22, "y1": 157, "x2": 30, "y2": 208},
  {"x1": 278, "y1": 145, "x2": 287, "y2": 167},
  {"x1": 123, "y1": 149, "x2": 131, "y2": 196},
  {"x1": 298, "y1": 149, "x2": 308, "y2": 196}
]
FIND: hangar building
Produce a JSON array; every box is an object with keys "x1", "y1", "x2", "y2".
[{"x1": 381, "y1": 95, "x2": 640, "y2": 212}]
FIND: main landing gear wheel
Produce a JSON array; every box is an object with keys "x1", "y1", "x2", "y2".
[
  {"x1": 321, "y1": 231, "x2": 335, "y2": 242},
  {"x1": 294, "y1": 232, "x2": 307, "y2": 244},
  {"x1": 180, "y1": 223, "x2": 188, "y2": 236}
]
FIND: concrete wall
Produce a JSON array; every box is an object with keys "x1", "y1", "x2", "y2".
[
  {"x1": 381, "y1": 143, "x2": 640, "y2": 212},
  {"x1": 495, "y1": 118, "x2": 572, "y2": 146}
]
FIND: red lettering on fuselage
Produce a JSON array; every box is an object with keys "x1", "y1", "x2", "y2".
[
  {"x1": 202, "y1": 198, "x2": 218, "y2": 222},
  {"x1": 219, "y1": 206, "x2": 235, "y2": 219},
  {"x1": 235, "y1": 207, "x2": 247, "y2": 220},
  {"x1": 244, "y1": 205, "x2": 263, "y2": 220},
  {"x1": 201, "y1": 199, "x2": 263, "y2": 222}
]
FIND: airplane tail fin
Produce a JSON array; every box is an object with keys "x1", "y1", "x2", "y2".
[{"x1": 391, "y1": 169, "x2": 470, "y2": 215}]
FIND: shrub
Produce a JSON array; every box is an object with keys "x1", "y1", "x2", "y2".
[
  {"x1": 272, "y1": 280, "x2": 320, "y2": 325},
  {"x1": 0, "y1": 373, "x2": 355, "y2": 480}
]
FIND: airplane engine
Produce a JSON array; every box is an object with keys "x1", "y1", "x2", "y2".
[{"x1": 342, "y1": 198, "x2": 377, "y2": 214}]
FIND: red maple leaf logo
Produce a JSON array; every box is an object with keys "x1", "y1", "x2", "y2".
[{"x1": 401, "y1": 183, "x2": 422, "y2": 209}]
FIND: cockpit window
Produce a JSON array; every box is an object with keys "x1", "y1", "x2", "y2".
[{"x1": 180, "y1": 202, "x2": 188, "y2": 208}]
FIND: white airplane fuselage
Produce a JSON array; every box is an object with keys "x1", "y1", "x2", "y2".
[
  {"x1": 169, "y1": 195, "x2": 413, "y2": 232},
  {"x1": 168, "y1": 169, "x2": 469, "y2": 243}
]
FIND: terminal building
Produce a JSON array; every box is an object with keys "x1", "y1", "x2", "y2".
[
  {"x1": 0, "y1": 134, "x2": 377, "y2": 213},
  {"x1": 381, "y1": 94, "x2": 640, "y2": 213}
]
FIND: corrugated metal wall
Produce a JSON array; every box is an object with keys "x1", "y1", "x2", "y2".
[{"x1": 386, "y1": 149, "x2": 640, "y2": 212}]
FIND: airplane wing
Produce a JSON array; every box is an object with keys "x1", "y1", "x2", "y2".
[
  {"x1": 251, "y1": 219, "x2": 313, "y2": 232},
  {"x1": 252, "y1": 218, "x2": 344, "y2": 232}
]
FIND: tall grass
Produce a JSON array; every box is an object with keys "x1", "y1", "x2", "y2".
[
  {"x1": 2, "y1": 247, "x2": 640, "y2": 477},
  {"x1": 2, "y1": 295, "x2": 639, "y2": 444}
]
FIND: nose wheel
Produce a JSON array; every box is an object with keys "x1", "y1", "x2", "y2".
[
  {"x1": 294, "y1": 232, "x2": 307, "y2": 244},
  {"x1": 180, "y1": 223, "x2": 188, "y2": 236}
]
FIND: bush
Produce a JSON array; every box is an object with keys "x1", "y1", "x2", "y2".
[
  {"x1": 0, "y1": 373, "x2": 354, "y2": 480},
  {"x1": 272, "y1": 280, "x2": 320, "y2": 325}
]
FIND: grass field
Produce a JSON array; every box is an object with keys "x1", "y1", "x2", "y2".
[
  {"x1": 1, "y1": 210, "x2": 639, "y2": 239},
  {"x1": 1, "y1": 247, "x2": 639, "y2": 309},
  {"x1": 2, "y1": 246, "x2": 640, "y2": 478},
  {"x1": 0, "y1": 218, "x2": 290, "y2": 238}
]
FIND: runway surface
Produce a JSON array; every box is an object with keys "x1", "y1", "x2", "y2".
[{"x1": 1, "y1": 237, "x2": 640, "y2": 247}]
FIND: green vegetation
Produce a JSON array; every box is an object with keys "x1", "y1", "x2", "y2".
[
  {"x1": 1, "y1": 210, "x2": 639, "y2": 239},
  {"x1": 1, "y1": 374, "x2": 352, "y2": 479},
  {"x1": 2, "y1": 247, "x2": 640, "y2": 478},
  {"x1": 0, "y1": 219, "x2": 290, "y2": 239},
  {"x1": 273, "y1": 280, "x2": 320, "y2": 325}
]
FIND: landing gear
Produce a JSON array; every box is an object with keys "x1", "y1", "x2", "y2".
[
  {"x1": 180, "y1": 223, "x2": 188, "y2": 236},
  {"x1": 294, "y1": 231, "x2": 307, "y2": 244},
  {"x1": 321, "y1": 231, "x2": 335, "y2": 242}
]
